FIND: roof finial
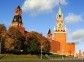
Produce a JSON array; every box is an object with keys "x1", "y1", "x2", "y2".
[
  {"x1": 59, "y1": 0, "x2": 61, "y2": 7},
  {"x1": 17, "y1": 5, "x2": 20, "y2": 9},
  {"x1": 58, "y1": 0, "x2": 62, "y2": 15}
]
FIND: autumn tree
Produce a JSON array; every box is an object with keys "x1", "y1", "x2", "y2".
[
  {"x1": 0, "y1": 24, "x2": 7, "y2": 53},
  {"x1": 0, "y1": 24, "x2": 50, "y2": 54},
  {"x1": 24, "y1": 31, "x2": 50, "y2": 54},
  {"x1": 30, "y1": 31, "x2": 50, "y2": 53},
  {"x1": 24, "y1": 32, "x2": 40, "y2": 54},
  {"x1": 8, "y1": 27, "x2": 25, "y2": 53},
  {"x1": 0, "y1": 24, "x2": 7, "y2": 41},
  {"x1": 1, "y1": 31, "x2": 14, "y2": 53}
]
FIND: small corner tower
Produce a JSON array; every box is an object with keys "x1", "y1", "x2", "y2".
[
  {"x1": 10, "y1": 5, "x2": 25, "y2": 32},
  {"x1": 47, "y1": 29, "x2": 52, "y2": 41}
]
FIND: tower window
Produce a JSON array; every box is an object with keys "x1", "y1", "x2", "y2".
[{"x1": 59, "y1": 15, "x2": 61, "y2": 17}]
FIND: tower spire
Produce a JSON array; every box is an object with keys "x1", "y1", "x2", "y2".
[
  {"x1": 54, "y1": 0, "x2": 65, "y2": 32},
  {"x1": 13, "y1": 5, "x2": 22, "y2": 24},
  {"x1": 11, "y1": 5, "x2": 23, "y2": 27},
  {"x1": 10, "y1": 5, "x2": 25, "y2": 33},
  {"x1": 48, "y1": 29, "x2": 51, "y2": 34},
  {"x1": 47, "y1": 29, "x2": 52, "y2": 40},
  {"x1": 58, "y1": 0, "x2": 63, "y2": 17}
]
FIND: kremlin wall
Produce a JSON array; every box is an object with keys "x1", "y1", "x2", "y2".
[{"x1": 10, "y1": 5, "x2": 75, "y2": 56}]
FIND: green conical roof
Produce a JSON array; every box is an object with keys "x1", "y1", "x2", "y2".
[{"x1": 58, "y1": 6, "x2": 62, "y2": 15}]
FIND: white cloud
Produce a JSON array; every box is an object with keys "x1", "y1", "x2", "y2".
[
  {"x1": 65, "y1": 13, "x2": 83, "y2": 23},
  {"x1": 22, "y1": 0, "x2": 67, "y2": 15},
  {"x1": 71, "y1": 29, "x2": 84, "y2": 44}
]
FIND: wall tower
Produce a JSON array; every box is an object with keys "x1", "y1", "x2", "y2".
[
  {"x1": 47, "y1": 29, "x2": 52, "y2": 41},
  {"x1": 10, "y1": 6, "x2": 25, "y2": 33}
]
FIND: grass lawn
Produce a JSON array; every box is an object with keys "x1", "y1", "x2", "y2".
[
  {"x1": 0, "y1": 54, "x2": 51, "y2": 61},
  {"x1": 0, "y1": 54, "x2": 83, "y2": 62},
  {"x1": 0, "y1": 54, "x2": 42, "y2": 61},
  {"x1": 0, "y1": 54, "x2": 69, "y2": 62},
  {"x1": 48, "y1": 54, "x2": 69, "y2": 59}
]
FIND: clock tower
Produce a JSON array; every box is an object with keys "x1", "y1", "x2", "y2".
[{"x1": 53, "y1": 5, "x2": 66, "y2": 55}]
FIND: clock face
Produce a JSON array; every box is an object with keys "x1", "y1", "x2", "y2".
[
  {"x1": 59, "y1": 24, "x2": 62, "y2": 28},
  {"x1": 57, "y1": 23, "x2": 63, "y2": 30}
]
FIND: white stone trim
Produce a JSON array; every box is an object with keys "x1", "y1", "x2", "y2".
[
  {"x1": 54, "y1": 32, "x2": 66, "y2": 33},
  {"x1": 50, "y1": 52, "x2": 58, "y2": 54}
]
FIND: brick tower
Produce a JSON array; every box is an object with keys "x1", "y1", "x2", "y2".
[
  {"x1": 10, "y1": 6, "x2": 25, "y2": 33},
  {"x1": 53, "y1": 4, "x2": 67, "y2": 55}
]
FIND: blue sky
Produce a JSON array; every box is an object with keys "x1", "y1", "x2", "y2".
[{"x1": 0, "y1": 0, "x2": 84, "y2": 52}]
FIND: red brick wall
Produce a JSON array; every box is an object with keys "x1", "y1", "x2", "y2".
[
  {"x1": 50, "y1": 40, "x2": 60, "y2": 53},
  {"x1": 66, "y1": 43, "x2": 75, "y2": 55},
  {"x1": 53, "y1": 32, "x2": 66, "y2": 54}
]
